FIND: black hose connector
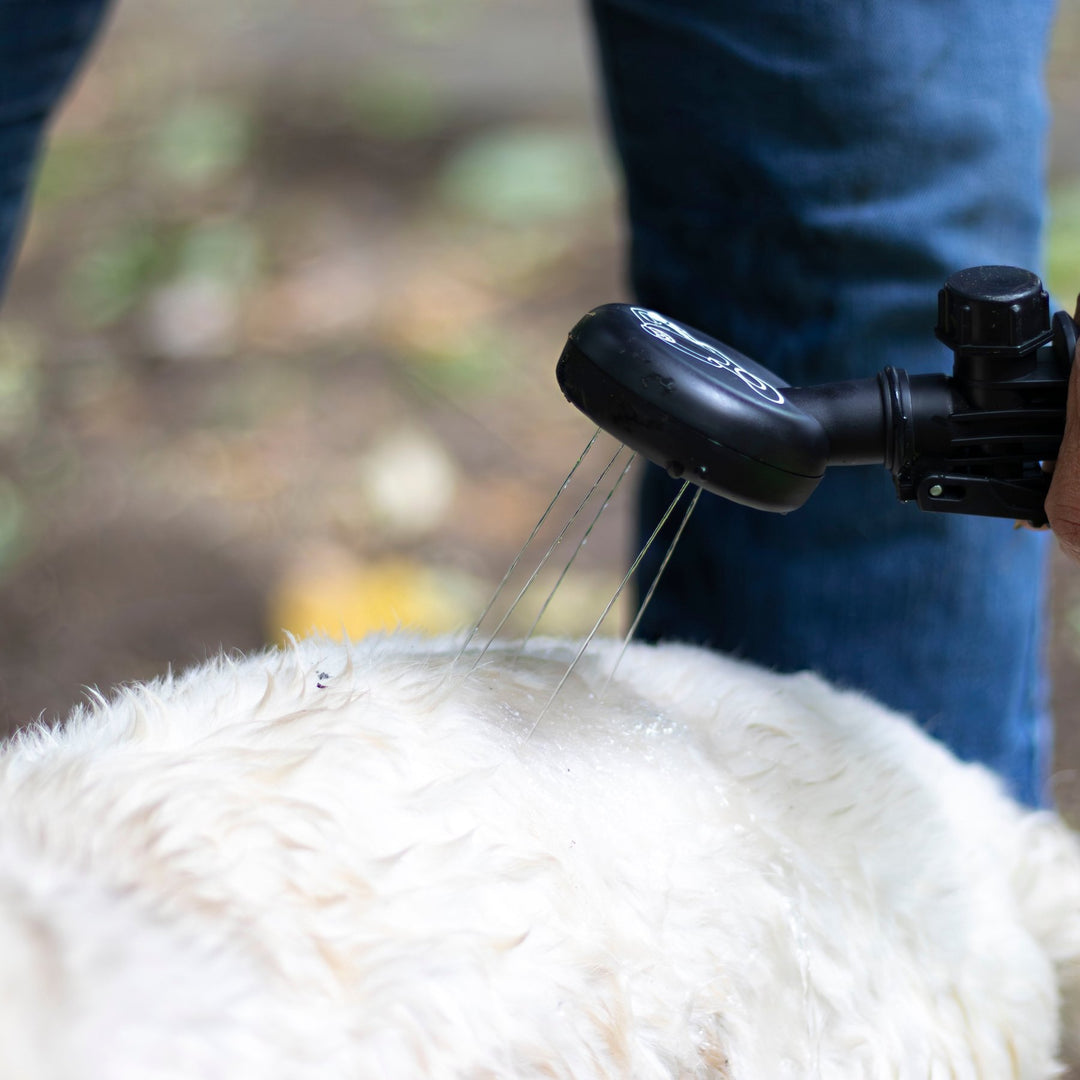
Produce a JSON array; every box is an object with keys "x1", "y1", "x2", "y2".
[{"x1": 556, "y1": 266, "x2": 1075, "y2": 524}]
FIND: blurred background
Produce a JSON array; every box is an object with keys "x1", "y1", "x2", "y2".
[
  {"x1": 4, "y1": 0, "x2": 1080, "y2": 818},
  {"x1": 0, "y1": 0, "x2": 623, "y2": 726}
]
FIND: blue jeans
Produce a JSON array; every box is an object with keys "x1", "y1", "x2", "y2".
[
  {"x1": 589, "y1": 0, "x2": 1057, "y2": 805},
  {"x1": 0, "y1": 0, "x2": 110, "y2": 285}
]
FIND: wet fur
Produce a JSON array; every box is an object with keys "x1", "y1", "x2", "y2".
[{"x1": 1, "y1": 635, "x2": 1079, "y2": 1078}]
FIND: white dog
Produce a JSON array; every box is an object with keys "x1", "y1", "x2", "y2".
[{"x1": 1, "y1": 635, "x2": 1079, "y2": 1079}]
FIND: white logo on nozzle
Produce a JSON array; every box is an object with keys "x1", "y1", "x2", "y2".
[{"x1": 631, "y1": 307, "x2": 785, "y2": 404}]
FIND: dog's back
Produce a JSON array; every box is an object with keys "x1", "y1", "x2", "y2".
[{"x1": 1, "y1": 637, "x2": 1078, "y2": 1078}]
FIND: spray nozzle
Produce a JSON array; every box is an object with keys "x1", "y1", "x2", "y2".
[{"x1": 556, "y1": 266, "x2": 1075, "y2": 525}]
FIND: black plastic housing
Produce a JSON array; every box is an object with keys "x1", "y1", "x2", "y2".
[
  {"x1": 556, "y1": 266, "x2": 1076, "y2": 525},
  {"x1": 556, "y1": 305, "x2": 829, "y2": 512}
]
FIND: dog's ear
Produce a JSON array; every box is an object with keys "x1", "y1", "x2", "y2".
[{"x1": 1008, "y1": 813, "x2": 1080, "y2": 1068}]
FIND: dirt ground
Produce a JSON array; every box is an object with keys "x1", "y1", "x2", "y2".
[{"x1": 5, "y1": 0, "x2": 1080, "y2": 825}]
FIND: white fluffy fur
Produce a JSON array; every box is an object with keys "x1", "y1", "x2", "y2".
[{"x1": 2, "y1": 636, "x2": 1080, "y2": 1078}]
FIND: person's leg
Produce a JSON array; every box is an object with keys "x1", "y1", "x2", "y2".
[
  {"x1": 589, "y1": 0, "x2": 1056, "y2": 805},
  {"x1": 0, "y1": 0, "x2": 112, "y2": 287}
]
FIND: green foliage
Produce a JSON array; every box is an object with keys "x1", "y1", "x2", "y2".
[
  {"x1": 348, "y1": 70, "x2": 444, "y2": 140},
  {"x1": 178, "y1": 221, "x2": 261, "y2": 287},
  {"x1": 400, "y1": 325, "x2": 511, "y2": 394},
  {"x1": 0, "y1": 324, "x2": 41, "y2": 439},
  {"x1": 149, "y1": 97, "x2": 253, "y2": 189},
  {"x1": 32, "y1": 135, "x2": 119, "y2": 208},
  {"x1": 1046, "y1": 184, "x2": 1080, "y2": 305},
  {"x1": 437, "y1": 127, "x2": 613, "y2": 226},
  {"x1": 66, "y1": 217, "x2": 260, "y2": 329},
  {"x1": 66, "y1": 225, "x2": 165, "y2": 327},
  {"x1": 373, "y1": 0, "x2": 489, "y2": 40}
]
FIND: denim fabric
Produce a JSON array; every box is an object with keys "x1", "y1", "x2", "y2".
[
  {"x1": 590, "y1": 0, "x2": 1057, "y2": 804},
  {"x1": 0, "y1": 0, "x2": 111, "y2": 287}
]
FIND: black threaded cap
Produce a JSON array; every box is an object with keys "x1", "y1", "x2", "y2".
[{"x1": 935, "y1": 265, "x2": 1050, "y2": 356}]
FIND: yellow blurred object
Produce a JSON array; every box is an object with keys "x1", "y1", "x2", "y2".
[
  {"x1": 269, "y1": 545, "x2": 629, "y2": 647},
  {"x1": 269, "y1": 550, "x2": 482, "y2": 643}
]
